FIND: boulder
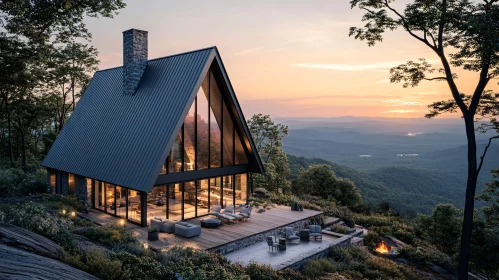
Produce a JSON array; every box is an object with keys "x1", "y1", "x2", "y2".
[{"x1": 0, "y1": 222, "x2": 62, "y2": 259}]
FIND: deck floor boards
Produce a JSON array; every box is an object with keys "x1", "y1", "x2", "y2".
[{"x1": 80, "y1": 206, "x2": 322, "y2": 251}]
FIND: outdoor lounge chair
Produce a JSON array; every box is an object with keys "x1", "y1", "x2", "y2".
[
  {"x1": 209, "y1": 205, "x2": 235, "y2": 223},
  {"x1": 238, "y1": 206, "x2": 252, "y2": 221},
  {"x1": 222, "y1": 205, "x2": 244, "y2": 221},
  {"x1": 309, "y1": 225, "x2": 323, "y2": 241},
  {"x1": 283, "y1": 227, "x2": 300, "y2": 244},
  {"x1": 267, "y1": 236, "x2": 280, "y2": 252}
]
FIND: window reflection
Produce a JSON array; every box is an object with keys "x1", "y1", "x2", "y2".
[{"x1": 235, "y1": 174, "x2": 247, "y2": 206}]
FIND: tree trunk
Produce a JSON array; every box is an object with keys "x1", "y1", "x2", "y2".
[
  {"x1": 5, "y1": 96, "x2": 14, "y2": 164},
  {"x1": 458, "y1": 114, "x2": 478, "y2": 280},
  {"x1": 20, "y1": 128, "x2": 27, "y2": 172}
]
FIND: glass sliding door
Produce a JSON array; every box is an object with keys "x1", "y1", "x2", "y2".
[
  {"x1": 94, "y1": 180, "x2": 105, "y2": 211},
  {"x1": 116, "y1": 186, "x2": 127, "y2": 218},
  {"x1": 106, "y1": 183, "x2": 116, "y2": 214},
  {"x1": 146, "y1": 185, "x2": 166, "y2": 225},
  {"x1": 223, "y1": 175, "x2": 234, "y2": 207},
  {"x1": 197, "y1": 179, "x2": 209, "y2": 216},
  {"x1": 127, "y1": 189, "x2": 141, "y2": 223},
  {"x1": 235, "y1": 174, "x2": 248, "y2": 206},
  {"x1": 168, "y1": 183, "x2": 182, "y2": 221},
  {"x1": 183, "y1": 181, "x2": 196, "y2": 219}
]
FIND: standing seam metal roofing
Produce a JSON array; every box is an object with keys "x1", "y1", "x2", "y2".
[{"x1": 42, "y1": 47, "x2": 264, "y2": 193}]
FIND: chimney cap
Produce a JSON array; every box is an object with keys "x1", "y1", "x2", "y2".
[{"x1": 123, "y1": 28, "x2": 148, "y2": 34}]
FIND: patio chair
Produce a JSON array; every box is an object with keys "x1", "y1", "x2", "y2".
[
  {"x1": 222, "y1": 205, "x2": 244, "y2": 221},
  {"x1": 283, "y1": 227, "x2": 300, "y2": 244},
  {"x1": 238, "y1": 206, "x2": 252, "y2": 221},
  {"x1": 309, "y1": 225, "x2": 323, "y2": 241},
  {"x1": 267, "y1": 236, "x2": 280, "y2": 253},
  {"x1": 210, "y1": 205, "x2": 235, "y2": 224}
]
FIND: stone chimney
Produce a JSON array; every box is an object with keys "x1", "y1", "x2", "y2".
[{"x1": 123, "y1": 29, "x2": 148, "y2": 95}]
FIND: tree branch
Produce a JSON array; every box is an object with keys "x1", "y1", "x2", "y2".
[
  {"x1": 424, "y1": 77, "x2": 447, "y2": 81},
  {"x1": 477, "y1": 135, "x2": 499, "y2": 176}
]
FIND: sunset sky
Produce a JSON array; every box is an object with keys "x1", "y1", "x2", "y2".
[{"x1": 85, "y1": 0, "x2": 499, "y2": 118}]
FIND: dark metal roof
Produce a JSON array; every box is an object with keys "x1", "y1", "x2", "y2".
[{"x1": 42, "y1": 47, "x2": 264, "y2": 192}]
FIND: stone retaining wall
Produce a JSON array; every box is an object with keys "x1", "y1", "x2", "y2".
[
  {"x1": 278, "y1": 235, "x2": 353, "y2": 271},
  {"x1": 209, "y1": 218, "x2": 314, "y2": 255}
]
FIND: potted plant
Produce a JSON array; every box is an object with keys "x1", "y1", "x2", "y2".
[{"x1": 148, "y1": 226, "x2": 160, "y2": 241}]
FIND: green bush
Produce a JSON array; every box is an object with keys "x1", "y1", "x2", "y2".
[
  {"x1": 63, "y1": 248, "x2": 130, "y2": 280},
  {"x1": 363, "y1": 232, "x2": 380, "y2": 251},
  {"x1": 330, "y1": 223, "x2": 350, "y2": 234},
  {"x1": 399, "y1": 246, "x2": 454, "y2": 270},
  {"x1": 244, "y1": 262, "x2": 283, "y2": 280},
  {"x1": 2, "y1": 202, "x2": 73, "y2": 238},
  {"x1": 111, "y1": 252, "x2": 167, "y2": 279},
  {"x1": 302, "y1": 258, "x2": 335, "y2": 278},
  {"x1": 77, "y1": 225, "x2": 136, "y2": 246},
  {"x1": 0, "y1": 167, "x2": 47, "y2": 197}
]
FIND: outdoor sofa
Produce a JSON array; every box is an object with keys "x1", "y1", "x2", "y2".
[
  {"x1": 174, "y1": 221, "x2": 201, "y2": 238},
  {"x1": 150, "y1": 217, "x2": 176, "y2": 233}
]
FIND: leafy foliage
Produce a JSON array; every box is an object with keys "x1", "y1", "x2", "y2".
[
  {"x1": 248, "y1": 114, "x2": 291, "y2": 193},
  {"x1": 293, "y1": 164, "x2": 362, "y2": 207}
]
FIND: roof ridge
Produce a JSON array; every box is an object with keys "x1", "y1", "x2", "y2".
[{"x1": 96, "y1": 46, "x2": 217, "y2": 73}]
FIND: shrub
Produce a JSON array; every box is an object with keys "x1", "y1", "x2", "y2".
[
  {"x1": 330, "y1": 223, "x2": 350, "y2": 234},
  {"x1": 111, "y1": 252, "x2": 167, "y2": 279},
  {"x1": 2, "y1": 202, "x2": 73, "y2": 238},
  {"x1": 0, "y1": 167, "x2": 47, "y2": 197},
  {"x1": 302, "y1": 258, "x2": 335, "y2": 278},
  {"x1": 392, "y1": 229, "x2": 416, "y2": 245},
  {"x1": 244, "y1": 262, "x2": 283, "y2": 280},
  {"x1": 363, "y1": 232, "x2": 380, "y2": 251},
  {"x1": 63, "y1": 248, "x2": 130, "y2": 280},
  {"x1": 77, "y1": 225, "x2": 136, "y2": 246}
]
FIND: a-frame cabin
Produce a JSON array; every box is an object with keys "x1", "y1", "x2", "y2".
[{"x1": 42, "y1": 29, "x2": 264, "y2": 226}]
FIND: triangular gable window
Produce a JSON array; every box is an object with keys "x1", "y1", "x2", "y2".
[{"x1": 162, "y1": 69, "x2": 248, "y2": 174}]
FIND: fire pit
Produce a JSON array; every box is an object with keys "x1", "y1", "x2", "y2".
[{"x1": 375, "y1": 240, "x2": 400, "y2": 257}]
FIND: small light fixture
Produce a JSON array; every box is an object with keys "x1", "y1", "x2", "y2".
[
  {"x1": 143, "y1": 242, "x2": 149, "y2": 249},
  {"x1": 62, "y1": 209, "x2": 67, "y2": 215},
  {"x1": 70, "y1": 211, "x2": 76, "y2": 217}
]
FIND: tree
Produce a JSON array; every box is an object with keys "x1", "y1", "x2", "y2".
[
  {"x1": 476, "y1": 169, "x2": 499, "y2": 227},
  {"x1": 349, "y1": 1, "x2": 499, "y2": 277},
  {"x1": 46, "y1": 43, "x2": 99, "y2": 132},
  {"x1": 248, "y1": 114, "x2": 291, "y2": 193},
  {"x1": 293, "y1": 164, "x2": 363, "y2": 207},
  {"x1": 0, "y1": 0, "x2": 124, "y2": 165},
  {"x1": 416, "y1": 204, "x2": 462, "y2": 254}
]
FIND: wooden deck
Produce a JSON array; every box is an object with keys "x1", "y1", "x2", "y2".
[{"x1": 80, "y1": 205, "x2": 322, "y2": 252}]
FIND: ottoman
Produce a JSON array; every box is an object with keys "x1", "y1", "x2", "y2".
[{"x1": 201, "y1": 218, "x2": 221, "y2": 228}]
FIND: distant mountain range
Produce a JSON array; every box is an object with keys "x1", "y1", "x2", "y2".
[{"x1": 282, "y1": 117, "x2": 499, "y2": 215}]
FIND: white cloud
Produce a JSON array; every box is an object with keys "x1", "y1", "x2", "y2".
[
  {"x1": 382, "y1": 100, "x2": 424, "y2": 106},
  {"x1": 381, "y1": 109, "x2": 416, "y2": 114}
]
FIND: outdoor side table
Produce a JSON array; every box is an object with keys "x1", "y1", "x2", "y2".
[
  {"x1": 279, "y1": 238, "x2": 286, "y2": 250},
  {"x1": 300, "y1": 229, "x2": 310, "y2": 242}
]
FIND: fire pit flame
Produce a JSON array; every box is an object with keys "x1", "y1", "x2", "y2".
[{"x1": 375, "y1": 240, "x2": 390, "y2": 254}]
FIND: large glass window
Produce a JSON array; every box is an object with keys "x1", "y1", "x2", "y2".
[
  {"x1": 94, "y1": 180, "x2": 105, "y2": 211},
  {"x1": 147, "y1": 185, "x2": 166, "y2": 224},
  {"x1": 235, "y1": 174, "x2": 248, "y2": 206},
  {"x1": 183, "y1": 181, "x2": 196, "y2": 219},
  {"x1": 168, "y1": 130, "x2": 183, "y2": 173},
  {"x1": 68, "y1": 173, "x2": 76, "y2": 195},
  {"x1": 197, "y1": 179, "x2": 209, "y2": 216},
  {"x1": 235, "y1": 132, "x2": 248, "y2": 164},
  {"x1": 168, "y1": 183, "x2": 182, "y2": 221},
  {"x1": 210, "y1": 177, "x2": 222, "y2": 207},
  {"x1": 223, "y1": 175, "x2": 234, "y2": 207},
  {"x1": 222, "y1": 102, "x2": 234, "y2": 166},
  {"x1": 49, "y1": 170, "x2": 56, "y2": 194},
  {"x1": 209, "y1": 71, "x2": 222, "y2": 168},
  {"x1": 116, "y1": 186, "x2": 126, "y2": 218},
  {"x1": 127, "y1": 189, "x2": 141, "y2": 223},
  {"x1": 196, "y1": 85, "x2": 209, "y2": 170},
  {"x1": 184, "y1": 101, "x2": 196, "y2": 171},
  {"x1": 106, "y1": 183, "x2": 115, "y2": 214}
]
